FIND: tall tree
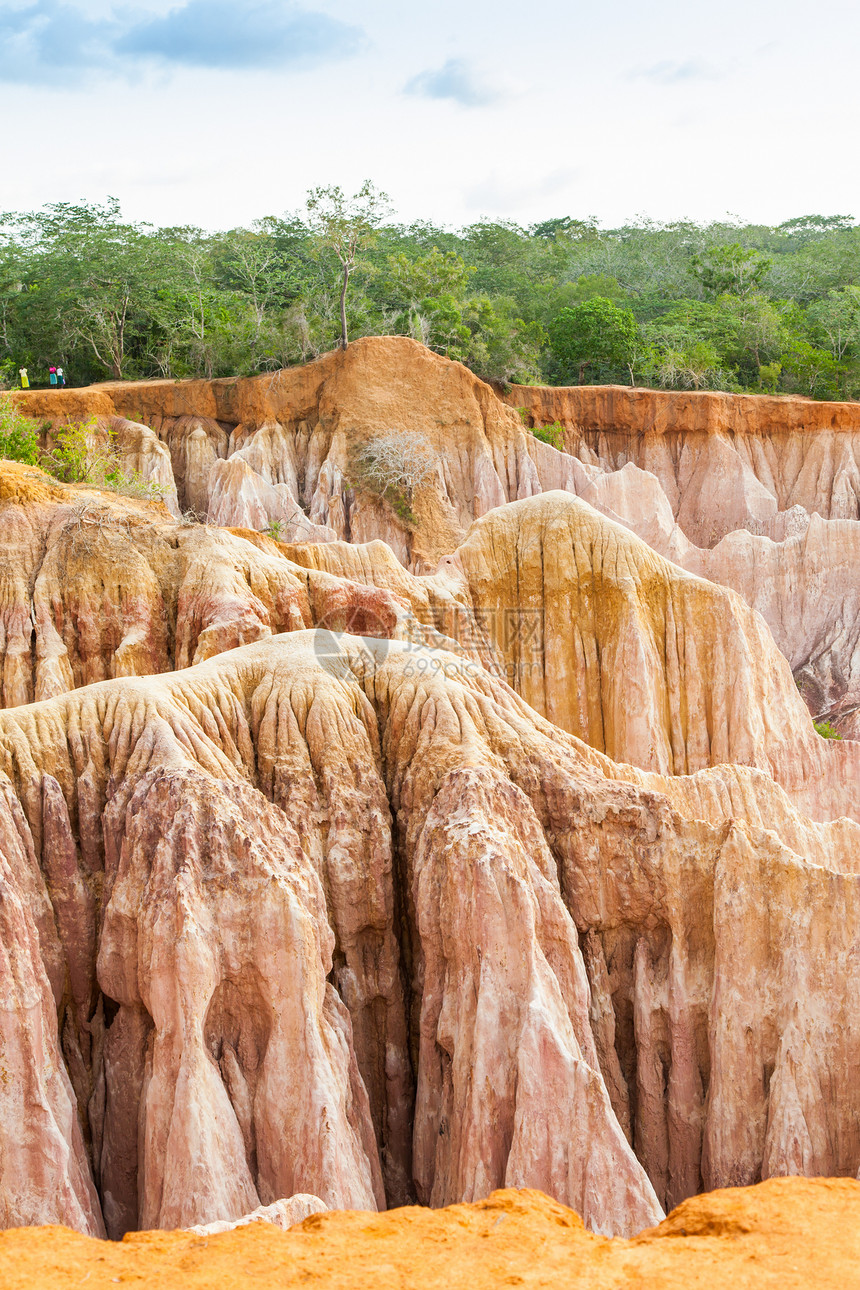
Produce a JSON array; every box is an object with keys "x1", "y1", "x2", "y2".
[
  {"x1": 549, "y1": 298, "x2": 638, "y2": 383},
  {"x1": 306, "y1": 182, "x2": 390, "y2": 348}
]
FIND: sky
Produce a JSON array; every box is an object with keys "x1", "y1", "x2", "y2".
[{"x1": 2, "y1": 0, "x2": 858, "y2": 232}]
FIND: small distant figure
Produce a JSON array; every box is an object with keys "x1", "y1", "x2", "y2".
[
  {"x1": 49, "y1": 366, "x2": 58, "y2": 387},
  {"x1": 56, "y1": 366, "x2": 66, "y2": 387},
  {"x1": 18, "y1": 366, "x2": 29, "y2": 389}
]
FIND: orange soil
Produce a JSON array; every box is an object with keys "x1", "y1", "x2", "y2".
[{"x1": 1, "y1": 1179, "x2": 858, "y2": 1290}]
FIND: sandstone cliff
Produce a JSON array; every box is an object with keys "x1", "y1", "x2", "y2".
[
  {"x1": 1, "y1": 465, "x2": 854, "y2": 824},
  {"x1": 17, "y1": 337, "x2": 860, "y2": 734},
  {"x1": 0, "y1": 631, "x2": 859, "y2": 1238},
  {"x1": 3, "y1": 340, "x2": 860, "y2": 1248}
]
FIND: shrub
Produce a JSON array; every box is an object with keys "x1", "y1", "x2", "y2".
[
  {"x1": 352, "y1": 431, "x2": 436, "y2": 497},
  {"x1": 814, "y1": 718, "x2": 842, "y2": 739},
  {"x1": 41, "y1": 418, "x2": 168, "y2": 500},
  {"x1": 99, "y1": 469, "x2": 170, "y2": 501},
  {"x1": 41, "y1": 418, "x2": 101, "y2": 483},
  {"x1": 350, "y1": 430, "x2": 436, "y2": 525},
  {"x1": 530, "y1": 420, "x2": 565, "y2": 450},
  {"x1": 263, "y1": 518, "x2": 286, "y2": 541},
  {"x1": 0, "y1": 403, "x2": 40, "y2": 465}
]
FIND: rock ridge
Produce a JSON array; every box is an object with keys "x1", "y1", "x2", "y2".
[{"x1": 0, "y1": 632, "x2": 858, "y2": 1238}]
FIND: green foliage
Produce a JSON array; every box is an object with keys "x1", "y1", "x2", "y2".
[
  {"x1": 41, "y1": 418, "x2": 168, "y2": 499},
  {"x1": 263, "y1": 518, "x2": 286, "y2": 541},
  {"x1": 814, "y1": 718, "x2": 843, "y2": 739},
  {"x1": 548, "y1": 298, "x2": 638, "y2": 383},
  {"x1": 758, "y1": 361, "x2": 782, "y2": 393},
  {"x1": 41, "y1": 418, "x2": 93, "y2": 482},
  {"x1": 1, "y1": 196, "x2": 860, "y2": 398},
  {"x1": 0, "y1": 402, "x2": 40, "y2": 463},
  {"x1": 530, "y1": 420, "x2": 565, "y2": 450},
  {"x1": 690, "y1": 243, "x2": 773, "y2": 299}
]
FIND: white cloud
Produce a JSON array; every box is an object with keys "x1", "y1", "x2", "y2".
[
  {"x1": 629, "y1": 58, "x2": 722, "y2": 84},
  {"x1": 404, "y1": 58, "x2": 505, "y2": 108}
]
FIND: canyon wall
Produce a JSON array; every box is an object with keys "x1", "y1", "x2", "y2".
[
  {"x1": 2, "y1": 631, "x2": 860, "y2": 1240},
  {"x1": 2, "y1": 338, "x2": 860, "y2": 1243},
  {"x1": 18, "y1": 337, "x2": 860, "y2": 733}
]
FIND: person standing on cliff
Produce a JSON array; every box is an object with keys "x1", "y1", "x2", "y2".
[
  {"x1": 48, "y1": 366, "x2": 57, "y2": 387},
  {"x1": 18, "y1": 366, "x2": 29, "y2": 389},
  {"x1": 56, "y1": 366, "x2": 66, "y2": 387}
]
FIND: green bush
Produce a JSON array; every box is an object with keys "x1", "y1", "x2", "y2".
[
  {"x1": 41, "y1": 419, "x2": 93, "y2": 483},
  {"x1": 0, "y1": 403, "x2": 41, "y2": 465},
  {"x1": 814, "y1": 718, "x2": 843, "y2": 739},
  {"x1": 263, "y1": 518, "x2": 286, "y2": 541},
  {"x1": 41, "y1": 418, "x2": 168, "y2": 500},
  {"x1": 530, "y1": 420, "x2": 565, "y2": 450}
]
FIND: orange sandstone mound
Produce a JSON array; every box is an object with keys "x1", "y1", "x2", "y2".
[{"x1": 1, "y1": 1179, "x2": 858, "y2": 1290}]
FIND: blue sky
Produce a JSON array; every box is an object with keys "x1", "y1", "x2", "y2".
[{"x1": 2, "y1": 0, "x2": 857, "y2": 229}]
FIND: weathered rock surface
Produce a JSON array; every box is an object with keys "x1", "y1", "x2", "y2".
[
  {"x1": 507, "y1": 380, "x2": 860, "y2": 734},
  {"x1": 5, "y1": 342, "x2": 860, "y2": 1249},
  {"x1": 0, "y1": 631, "x2": 858, "y2": 1238},
  {"x1": 1, "y1": 1180, "x2": 859, "y2": 1289},
  {"x1": 184, "y1": 1193, "x2": 327, "y2": 1235},
  {"x1": 17, "y1": 337, "x2": 860, "y2": 734},
  {"x1": 3, "y1": 466, "x2": 856, "y2": 823},
  {"x1": 444, "y1": 491, "x2": 860, "y2": 823},
  {"x1": 0, "y1": 463, "x2": 451, "y2": 710}
]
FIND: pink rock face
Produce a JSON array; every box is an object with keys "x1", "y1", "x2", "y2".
[
  {"x1": 409, "y1": 768, "x2": 661, "y2": 1234},
  {"x1": 98, "y1": 770, "x2": 384, "y2": 1232},
  {"x1": 0, "y1": 783, "x2": 103, "y2": 1236},
  {"x1": 0, "y1": 632, "x2": 859, "y2": 1238},
  {"x1": 5, "y1": 341, "x2": 860, "y2": 1244}
]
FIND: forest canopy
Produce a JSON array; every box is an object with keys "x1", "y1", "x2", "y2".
[{"x1": 2, "y1": 194, "x2": 859, "y2": 398}]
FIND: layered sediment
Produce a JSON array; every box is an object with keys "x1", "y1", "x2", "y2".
[
  {"x1": 17, "y1": 337, "x2": 860, "y2": 733},
  {"x1": 1, "y1": 339, "x2": 859, "y2": 1256}
]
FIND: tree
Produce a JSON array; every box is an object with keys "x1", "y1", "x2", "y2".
[
  {"x1": 781, "y1": 339, "x2": 841, "y2": 397},
  {"x1": 643, "y1": 339, "x2": 727, "y2": 391},
  {"x1": 353, "y1": 431, "x2": 436, "y2": 499},
  {"x1": 690, "y1": 243, "x2": 773, "y2": 302},
  {"x1": 777, "y1": 214, "x2": 856, "y2": 243},
  {"x1": 809, "y1": 286, "x2": 860, "y2": 362},
  {"x1": 548, "y1": 298, "x2": 638, "y2": 383},
  {"x1": 380, "y1": 248, "x2": 473, "y2": 355},
  {"x1": 306, "y1": 182, "x2": 391, "y2": 349},
  {"x1": 2, "y1": 199, "x2": 180, "y2": 381}
]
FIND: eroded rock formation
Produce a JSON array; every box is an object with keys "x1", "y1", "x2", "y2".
[
  {"x1": 0, "y1": 629, "x2": 858, "y2": 1238},
  {"x1": 17, "y1": 337, "x2": 860, "y2": 734},
  {"x1": 2, "y1": 339, "x2": 860, "y2": 1246}
]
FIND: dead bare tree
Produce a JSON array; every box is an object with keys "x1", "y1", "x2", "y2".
[{"x1": 352, "y1": 431, "x2": 437, "y2": 501}]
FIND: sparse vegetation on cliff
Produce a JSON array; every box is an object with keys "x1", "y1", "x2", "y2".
[
  {"x1": 0, "y1": 402, "x2": 40, "y2": 464},
  {"x1": 349, "y1": 430, "x2": 436, "y2": 525},
  {"x1": 0, "y1": 406, "x2": 167, "y2": 500}
]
